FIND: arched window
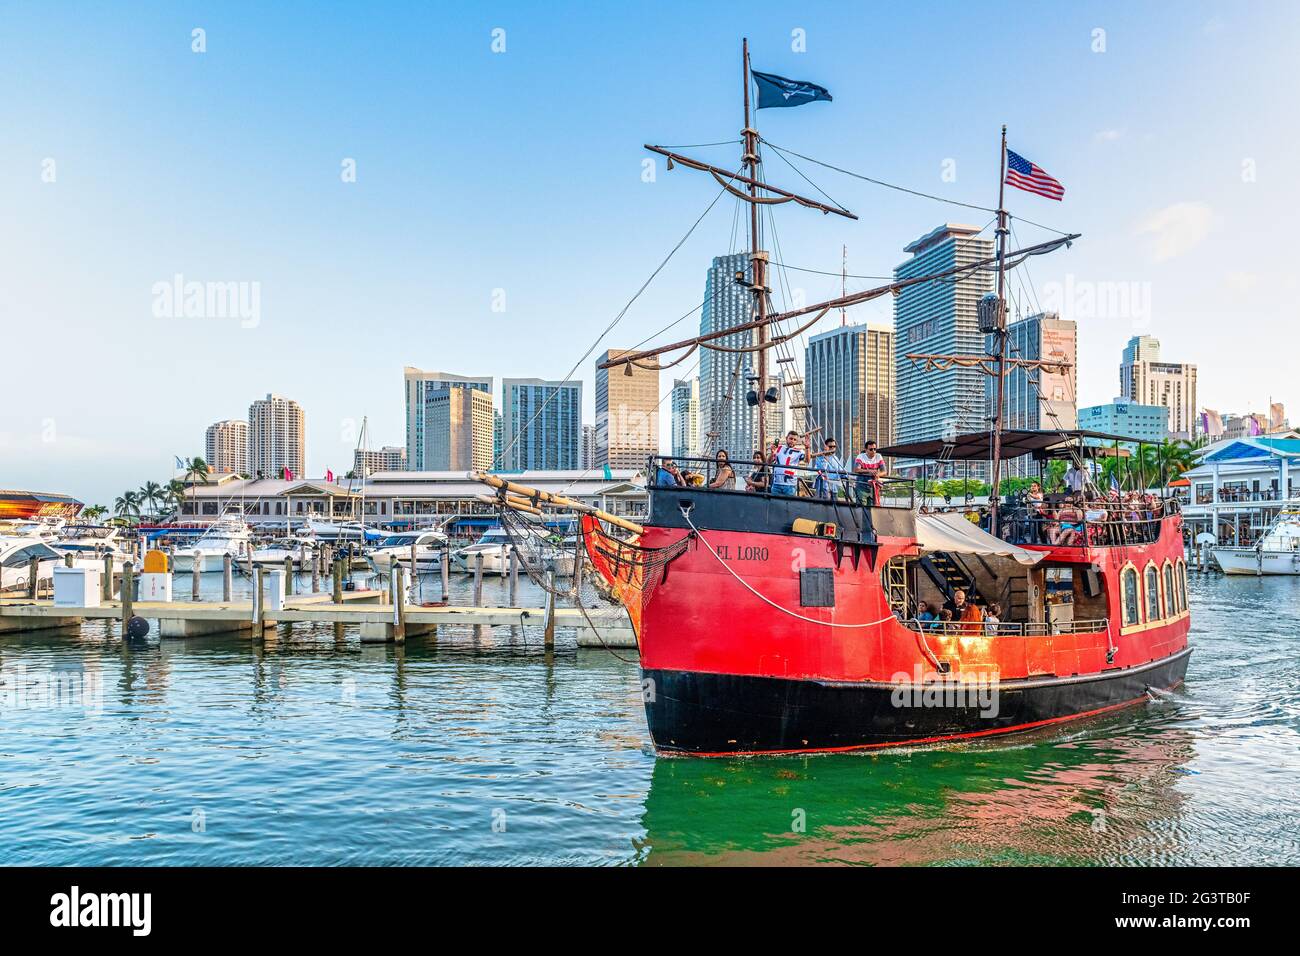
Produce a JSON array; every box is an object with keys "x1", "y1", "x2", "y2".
[
  {"x1": 1121, "y1": 566, "x2": 1140, "y2": 626},
  {"x1": 1145, "y1": 565, "x2": 1161, "y2": 621},
  {"x1": 1164, "y1": 563, "x2": 1176, "y2": 617},
  {"x1": 1177, "y1": 560, "x2": 1188, "y2": 613}
]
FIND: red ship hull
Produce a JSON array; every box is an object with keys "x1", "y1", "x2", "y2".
[{"x1": 587, "y1": 487, "x2": 1191, "y2": 756}]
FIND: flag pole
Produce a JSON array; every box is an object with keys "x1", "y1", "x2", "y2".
[{"x1": 989, "y1": 123, "x2": 1010, "y2": 536}]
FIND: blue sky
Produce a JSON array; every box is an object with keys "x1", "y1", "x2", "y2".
[{"x1": 2, "y1": 1, "x2": 1295, "y2": 504}]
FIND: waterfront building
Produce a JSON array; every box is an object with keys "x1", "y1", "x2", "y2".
[
  {"x1": 1179, "y1": 435, "x2": 1300, "y2": 545},
  {"x1": 425, "y1": 386, "x2": 494, "y2": 471},
  {"x1": 1079, "y1": 401, "x2": 1169, "y2": 443},
  {"x1": 894, "y1": 224, "x2": 994, "y2": 478},
  {"x1": 205, "y1": 419, "x2": 249, "y2": 475},
  {"x1": 403, "y1": 368, "x2": 492, "y2": 470},
  {"x1": 177, "y1": 470, "x2": 646, "y2": 531},
  {"x1": 247, "y1": 394, "x2": 305, "y2": 479},
  {"x1": 805, "y1": 322, "x2": 894, "y2": 457},
  {"x1": 670, "y1": 378, "x2": 700, "y2": 460},
  {"x1": 595, "y1": 349, "x2": 660, "y2": 470},
  {"x1": 353, "y1": 445, "x2": 406, "y2": 477},
  {"x1": 1119, "y1": 335, "x2": 1198, "y2": 440},
  {"x1": 500, "y1": 378, "x2": 582, "y2": 471},
  {"x1": 984, "y1": 312, "x2": 1077, "y2": 476}
]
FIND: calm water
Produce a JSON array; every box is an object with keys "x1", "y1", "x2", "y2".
[{"x1": 2, "y1": 570, "x2": 1298, "y2": 866}]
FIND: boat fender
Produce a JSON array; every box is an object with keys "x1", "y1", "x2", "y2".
[{"x1": 791, "y1": 518, "x2": 835, "y2": 537}]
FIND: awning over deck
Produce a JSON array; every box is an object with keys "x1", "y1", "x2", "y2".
[{"x1": 915, "y1": 512, "x2": 1045, "y2": 567}]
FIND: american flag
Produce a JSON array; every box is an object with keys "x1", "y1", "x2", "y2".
[{"x1": 1005, "y1": 149, "x2": 1064, "y2": 201}]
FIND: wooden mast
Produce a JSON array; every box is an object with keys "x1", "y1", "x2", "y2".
[
  {"x1": 989, "y1": 124, "x2": 1010, "y2": 536},
  {"x1": 743, "y1": 38, "x2": 770, "y2": 457}
]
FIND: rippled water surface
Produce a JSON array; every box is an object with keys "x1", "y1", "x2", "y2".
[{"x1": 2, "y1": 571, "x2": 1297, "y2": 865}]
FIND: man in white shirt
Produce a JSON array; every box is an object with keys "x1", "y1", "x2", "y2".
[
  {"x1": 854, "y1": 440, "x2": 886, "y2": 505},
  {"x1": 1064, "y1": 461, "x2": 1086, "y2": 494},
  {"x1": 770, "y1": 431, "x2": 805, "y2": 497},
  {"x1": 812, "y1": 438, "x2": 847, "y2": 499}
]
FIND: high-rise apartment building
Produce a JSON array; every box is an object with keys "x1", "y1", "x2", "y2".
[
  {"x1": 581, "y1": 424, "x2": 598, "y2": 470},
  {"x1": 595, "y1": 349, "x2": 660, "y2": 470},
  {"x1": 805, "y1": 323, "x2": 894, "y2": 457},
  {"x1": 205, "y1": 419, "x2": 249, "y2": 475},
  {"x1": 247, "y1": 394, "x2": 306, "y2": 478},
  {"x1": 1118, "y1": 336, "x2": 1198, "y2": 439},
  {"x1": 985, "y1": 312, "x2": 1078, "y2": 476},
  {"x1": 353, "y1": 446, "x2": 407, "y2": 476},
  {"x1": 403, "y1": 368, "x2": 492, "y2": 469},
  {"x1": 893, "y1": 224, "x2": 994, "y2": 477},
  {"x1": 670, "y1": 378, "x2": 700, "y2": 460},
  {"x1": 500, "y1": 378, "x2": 582, "y2": 470},
  {"x1": 425, "y1": 386, "x2": 495, "y2": 471}
]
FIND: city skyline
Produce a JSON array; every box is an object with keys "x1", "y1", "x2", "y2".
[{"x1": 4, "y1": 3, "x2": 1297, "y2": 504}]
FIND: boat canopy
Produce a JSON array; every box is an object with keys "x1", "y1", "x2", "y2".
[
  {"x1": 881, "y1": 428, "x2": 1147, "y2": 462},
  {"x1": 915, "y1": 512, "x2": 1045, "y2": 567}
]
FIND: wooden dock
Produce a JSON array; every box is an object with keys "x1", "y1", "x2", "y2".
[{"x1": 0, "y1": 594, "x2": 636, "y2": 647}]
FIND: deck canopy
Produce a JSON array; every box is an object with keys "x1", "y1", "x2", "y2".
[
  {"x1": 880, "y1": 429, "x2": 1145, "y2": 462},
  {"x1": 915, "y1": 512, "x2": 1045, "y2": 567}
]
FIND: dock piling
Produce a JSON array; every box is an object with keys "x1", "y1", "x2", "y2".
[
  {"x1": 27, "y1": 556, "x2": 39, "y2": 600},
  {"x1": 509, "y1": 549, "x2": 519, "y2": 606},
  {"x1": 102, "y1": 553, "x2": 113, "y2": 601},
  {"x1": 440, "y1": 543, "x2": 450, "y2": 602},
  {"x1": 223, "y1": 553, "x2": 233, "y2": 601},
  {"x1": 543, "y1": 570, "x2": 556, "y2": 648},
  {"x1": 121, "y1": 562, "x2": 134, "y2": 627},
  {"x1": 192, "y1": 560, "x2": 201, "y2": 602},
  {"x1": 473, "y1": 552, "x2": 484, "y2": 638}
]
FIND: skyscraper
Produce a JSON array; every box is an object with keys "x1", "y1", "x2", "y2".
[
  {"x1": 247, "y1": 394, "x2": 306, "y2": 478},
  {"x1": 985, "y1": 312, "x2": 1078, "y2": 476},
  {"x1": 500, "y1": 378, "x2": 582, "y2": 470},
  {"x1": 425, "y1": 387, "x2": 495, "y2": 471},
  {"x1": 1118, "y1": 335, "x2": 1198, "y2": 439},
  {"x1": 698, "y1": 252, "x2": 768, "y2": 458},
  {"x1": 595, "y1": 349, "x2": 660, "y2": 470},
  {"x1": 403, "y1": 368, "x2": 492, "y2": 469},
  {"x1": 670, "y1": 378, "x2": 700, "y2": 460},
  {"x1": 894, "y1": 224, "x2": 994, "y2": 476},
  {"x1": 804, "y1": 323, "x2": 894, "y2": 456},
  {"x1": 205, "y1": 419, "x2": 249, "y2": 475},
  {"x1": 581, "y1": 424, "x2": 597, "y2": 469}
]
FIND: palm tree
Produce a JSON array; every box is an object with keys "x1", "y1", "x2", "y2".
[
  {"x1": 114, "y1": 491, "x2": 142, "y2": 522},
  {"x1": 82, "y1": 504, "x2": 108, "y2": 523},
  {"x1": 181, "y1": 457, "x2": 210, "y2": 520},
  {"x1": 139, "y1": 481, "x2": 164, "y2": 518},
  {"x1": 165, "y1": 479, "x2": 187, "y2": 512}
]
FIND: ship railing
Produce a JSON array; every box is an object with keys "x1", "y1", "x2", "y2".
[
  {"x1": 902, "y1": 618, "x2": 1109, "y2": 637},
  {"x1": 996, "y1": 497, "x2": 1180, "y2": 548},
  {"x1": 646, "y1": 455, "x2": 915, "y2": 510}
]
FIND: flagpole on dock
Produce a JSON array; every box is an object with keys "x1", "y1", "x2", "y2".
[{"x1": 989, "y1": 123, "x2": 1010, "y2": 536}]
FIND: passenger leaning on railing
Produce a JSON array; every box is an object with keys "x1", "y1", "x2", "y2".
[
  {"x1": 812, "y1": 438, "x2": 846, "y2": 499},
  {"x1": 853, "y1": 440, "x2": 886, "y2": 506},
  {"x1": 745, "y1": 450, "x2": 771, "y2": 493},
  {"x1": 708, "y1": 450, "x2": 736, "y2": 490}
]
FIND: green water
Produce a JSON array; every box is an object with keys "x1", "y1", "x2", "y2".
[{"x1": 1, "y1": 571, "x2": 1296, "y2": 865}]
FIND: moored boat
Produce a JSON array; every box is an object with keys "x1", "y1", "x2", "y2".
[{"x1": 1212, "y1": 511, "x2": 1300, "y2": 575}]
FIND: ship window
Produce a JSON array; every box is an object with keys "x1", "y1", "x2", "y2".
[
  {"x1": 1121, "y1": 567, "x2": 1140, "y2": 626},
  {"x1": 1177, "y1": 561, "x2": 1188, "y2": 612},
  {"x1": 1145, "y1": 565, "x2": 1161, "y2": 620},
  {"x1": 1163, "y1": 564, "x2": 1175, "y2": 617},
  {"x1": 800, "y1": 568, "x2": 835, "y2": 607}
]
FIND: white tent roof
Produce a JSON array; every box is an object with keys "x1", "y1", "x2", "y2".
[{"x1": 915, "y1": 512, "x2": 1045, "y2": 567}]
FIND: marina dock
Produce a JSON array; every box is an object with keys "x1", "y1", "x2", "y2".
[{"x1": 0, "y1": 594, "x2": 636, "y2": 647}]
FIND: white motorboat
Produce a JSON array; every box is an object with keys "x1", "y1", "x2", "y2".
[
  {"x1": 1212, "y1": 511, "x2": 1300, "y2": 575},
  {"x1": 366, "y1": 529, "x2": 448, "y2": 575},
  {"x1": 0, "y1": 532, "x2": 64, "y2": 593},
  {"x1": 452, "y1": 525, "x2": 553, "y2": 574},
  {"x1": 251, "y1": 535, "x2": 319, "y2": 567},
  {"x1": 304, "y1": 517, "x2": 373, "y2": 542},
  {"x1": 54, "y1": 524, "x2": 132, "y2": 576},
  {"x1": 171, "y1": 515, "x2": 252, "y2": 572}
]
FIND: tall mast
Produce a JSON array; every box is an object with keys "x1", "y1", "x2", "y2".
[
  {"x1": 743, "y1": 38, "x2": 768, "y2": 455},
  {"x1": 989, "y1": 124, "x2": 1010, "y2": 536}
]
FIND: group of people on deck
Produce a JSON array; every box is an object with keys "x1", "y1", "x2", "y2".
[
  {"x1": 1019, "y1": 478, "x2": 1166, "y2": 546},
  {"x1": 653, "y1": 432, "x2": 888, "y2": 504},
  {"x1": 913, "y1": 590, "x2": 1002, "y2": 635}
]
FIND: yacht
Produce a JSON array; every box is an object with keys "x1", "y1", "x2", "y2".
[
  {"x1": 453, "y1": 525, "x2": 551, "y2": 575},
  {"x1": 366, "y1": 529, "x2": 448, "y2": 575},
  {"x1": 1212, "y1": 511, "x2": 1300, "y2": 575},
  {"x1": 304, "y1": 517, "x2": 377, "y2": 543},
  {"x1": 54, "y1": 525, "x2": 132, "y2": 576},
  {"x1": 171, "y1": 515, "x2": 252, "y2": 572},
  {"x1": 0, "y1": 531, "x2": 64, "y2": 593},
  {"x1": 250, "y1": 535, "x2": 319, "y2": 568}
]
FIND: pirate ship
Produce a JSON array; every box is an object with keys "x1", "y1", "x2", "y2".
[{"x1": 475, "y1": 40, "x2": 1191, "y2": 755}]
